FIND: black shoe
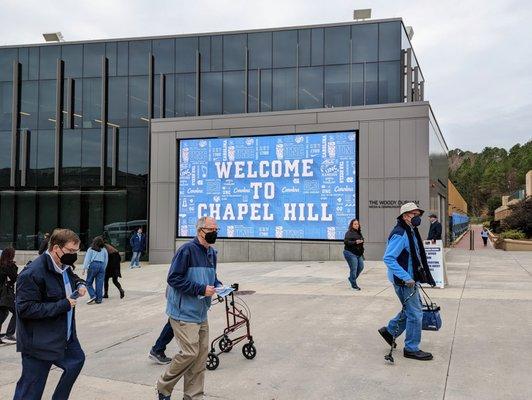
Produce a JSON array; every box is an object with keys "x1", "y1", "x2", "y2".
[
  {"x1": 353, "y1": 285, "x2": 361, "y2": 291},
  {"x1": 149, "y1": 349, "x2": 171, "y2": 365},
  {"x1": 103, "y1": 293, "x2": 109, "y2": 298},
  {"x1": 378, "y1": 327, "x2": 396, "y2": 348},
  {"x1": 119, "y1": 289, "x2": 125, "y2": 299},
  {"x1": 403, "y1": 349, "x2": 433, "y2": 361},
  {"x1": 156, "y1": 390, "x2": 171, "y2": 400}
]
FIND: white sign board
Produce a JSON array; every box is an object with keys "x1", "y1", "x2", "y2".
[{"x1": 424, "y1": 240, "x2": 445, "y2": 288}]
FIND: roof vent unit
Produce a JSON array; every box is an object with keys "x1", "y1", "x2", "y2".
[
  {"x1": 406, "y1": 26, "x2": 414, "y2": 40},
  {"x1": 353, "y1": 9, "x2": 372, "y2": 20},
  {"x1": 43, "y1": 32, "x2": 65, "y2": 42}
]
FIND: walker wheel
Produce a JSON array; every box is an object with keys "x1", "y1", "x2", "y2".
[
  {"x1": 219, "y1": 337, "x2": 233, "y2": 353},
  {"x1": 242, "y1": 343, "x2": 257, "y2": 360},
  {"x1": 206, "y1": 353, "x2": 219, "y2": 370}
]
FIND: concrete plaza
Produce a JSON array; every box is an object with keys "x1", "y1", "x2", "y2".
[{"x1": 1, "y1": 245, "x2": 531, "y2": 399}]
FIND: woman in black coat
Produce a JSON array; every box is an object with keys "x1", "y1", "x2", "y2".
[
  {"x1": 103, "y1": 243, "x2": 125, "y2": 299},
  {"x1": 343, "y1": 219, "x2": 365, "y2": 290},
  {"x1": 0, "y1": 247, "x2": 18, "y2": 344}
]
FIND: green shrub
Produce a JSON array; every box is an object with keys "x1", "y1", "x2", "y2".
[
  {"x1": 499, "y1": 229, "x2": 527, "y2": 240},
  {"x1": 501, "y1": 198, "x2": 532, "y2": 238}
]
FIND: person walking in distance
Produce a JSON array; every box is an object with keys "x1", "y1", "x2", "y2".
[
  {"x1": 83, "y1": 236, "x2": 108, "y2": 304},
  {"x1": 480, "y1": 227, "x2": 489, "y2": 247},
  {"x1": 14, "y1": 229, "x2": 87, "y2": 400},
  {"x1": 0, "y1": 247, "x2": 18, "y2": 345},
  {"x1": 343, "y1": 219, "x2": 365, "y2": 290},
  {"x1": 103, "y1": 242, "x2": 125, "y2": 299},
  {"x1": 129, "y1": 227, "x2": 146, "y2": 269},
  {"x1": 156, "y1": 216, "x2": 222, "y2": 400},
  {"x1": 427, "y1": 214, "x2": 442, "y2": 243},
  {"x1": 378, "y1": 202, "x2": 436, "y2": 361}
]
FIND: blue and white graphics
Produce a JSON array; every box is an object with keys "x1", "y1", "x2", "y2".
[{"x1": 178, "y1": 131, "x2": 357, "y2": 240}]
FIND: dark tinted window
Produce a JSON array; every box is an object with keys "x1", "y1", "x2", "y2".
[
  {"x1": 127, "y1": 127, "x2": 148, "y2": 184},
  {"x1": 352, "y1": 24, "x2": 378, "y2": 63},
  {"x1": 272, "y1": 68, "x2": 296, "y2": 110},
  {"x1": 176, "y1": 37, "x2": 198, "y2": 73},
  {"x1": 0, "y1": 82, "x2": 12, "y2": 130},
  {"x1": 365, "y1": 62, "x2": 378, "y2": 105},
  {"x1": 36, "y1": 129, "x2": 54, "y2": 187},
  {"x1": 37, "y1": 192, "x2": 58, "y2": 238},
  {"x1": 62, "y1": 128, "x2": 81, "y2": 187},
  {"x1": 82, "y1": 78, "x2": 102, "y2": 129},
  {"x1": 223, "y1": 71, "x2": 245, "y2": 114},
  {"x1": 152, "y1": 39, "x2": 174, "y2": 75},
  {"x1": 324, "y1": 65, "x2": 349, "y2": 107},
  {"x1": 59, "y1": 192, "x2": 81, "y2": 235},
  {"x1": 104, "y1": 191, "x2": 127, "y2": 250},
  {"x1": 351, "y1": 63, "x2": 364, "y2": 106},
  {"x1": 0, "y1": 131, "x2": 11, "y2": 187},
  {"x1": 116, "y1": 128, "x2": 128, "y2": 186},
  {"x1": 18, "y1": 48, "x2": 28, "y2": 80},
  {"x1": 106, "y1": 42, "x2": 117, "y2": 76},
  {"x1": 117, "y1": 41, "x2": 129, "y2": 76},
  {"x1": 82, "y1": 192, "x2": 104, "y2": 248},
  {"x1": 199, "y1": 36, "x2": 211, "y2": 72},
  {"x1": 273, "y1": 30, "x2": 297, "y2": 68},
  {"x1": 154, "y1": 74, "x2": 175, "y2": 118},
  {"x1": 81, "y1": 128, "x2": 100, "y2": 187},
  {"x1": 311, "y1": 28, "x2": 324, "y2": 66},
  {"x1": 259, "y1": 69, "x2": 272, "y2": 112},
  {"x1": 16, "y1": 192, "x2": 37, "y2": 249},
  {"x1": 20, "y1": 81, "x2": 38, "y2": 130},
  {"x1": 298, "y1": 67, "x2": 323, "y2": 109},
  {"x1": 248, "y1": 32, "x2": 272, "y2": 69},
  {"x1": 379, "y1": 22, "x2": 401, "y2": 61},
  {"x1": 38, "y1": 80, "x2": 57, "y2": 129},
  {"x1": 223, "y1": 34, "x2": 246, "y2": 71},
  {"x1": 61, "y1": 44, "x2": 83, "y2": 78},
  {"x1": 129, "y1": 40, "x2": 151, "y2": 75},
  {"x1": 39, "y1": 46, "x2": 60, "y2": 79},
  {"x1": 298, "y1": 30, "x2": 311, "y2": 67},
  {"x1": 108, "y1": 77, "x2": 128, "y2": 127},
  {"x1": 28, "y1": 47, "x2": 40, "y2": 80},
  {"x1": 379, "y1": 61, "x2": 401, "y2": 103},
  {"x1": 26, "y1": 129, "x2": 37, "y2": 187},
  {"x1": 0, "y1": 48, "x2": 17, "y2": 81},
  {"x1": 175, "y1": 73, "x2": 196, "y2": 117},
  {"x1": 324, "y1": 26, "x2": 350, "y2": 65},
  {"x1": 72, "y1": 78, "x2": 83, "y2": 129},
  {"x1": 83, "y1": 43, "x2": 105, "y2": 77},
  {"x1": 211, "y1": 36, "x2": 223, "y2": 72},
  {"x1": 128, "y1": 76, "x2": 148, "y2": 126},
  {"x1": 200, "y1": 72, "x2": 222, "y2": 115}
]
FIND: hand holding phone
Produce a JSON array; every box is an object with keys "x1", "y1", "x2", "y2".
[{"x1": 70, "y1": 290, "x2": 80, "y2": 300}]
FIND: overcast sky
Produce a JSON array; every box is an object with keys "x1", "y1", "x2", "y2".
[{"x1": 1, "y1": 0, "x2": 531, "y2": 152}]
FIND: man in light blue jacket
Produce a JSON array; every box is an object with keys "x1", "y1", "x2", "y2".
[
  {"x1": 378, "y1": 202, "x2": 435, "y2": 361},
  {"x1": 156, "y1": 216, "x2": 221, "y2": 400}
]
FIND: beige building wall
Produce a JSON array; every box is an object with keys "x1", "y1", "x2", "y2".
[{"x1": 448, "y1": 180, "x2": 468, "y2": 215}]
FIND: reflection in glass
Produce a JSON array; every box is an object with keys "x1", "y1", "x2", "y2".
[
  {"x1": 324, "y1": 26, "x2": 350, "y2": 65},
  {"x1": 199, "y1": 36, "x2": 211, "y2": 72},
  {"x1": 0, "y1": 192, "x2": 15, "y2": 245},
  {"x1": 83, "y1": 78, "x2": 102, "y2": 128},
  {"x1": 223, "y1": 71, "x2": 245, "y2": 114},
  {"x1": 108, "y1": 77, "x2": 128, "y2": 127},
  {"x1": 200, "y1": 72, "x2": 222, "y2": 115},
  {"x1": 0, "y1": 131, "x2": 11, "y2": 187},
  {"x1": 272, "y1": 68, "x2": 296, "y2": 111},
  {"x1": 176, "y1": 73, "x2": 196, "y2": 117},
  {"x1": 82, "y1": 192, "x2": 104, "y2": 249},
  {"x1": 298, "y1": 67, "x2": 323, "y2": 109},
  {"x1": 62, "y1": 128, "x2": 81, "y2": 187},
  {"x1": 127, "y1": 127, "x2": 148, "y2": 186},
  {"x1": 379, "y1": 61, "x2": 401, "y2": 103},
  {"x1": 117, "y1": 41, "x2": 129, "y2": 76},
  {"x1": 128, "y1": 76, "x2": 148, "y2": 126},
  {"x1": 81, "y1": 128, "x2": 101, "y2": 187},
  {"x1": 273, "y1": 30, "x2": 297, "y2": 68},
  {"x1": 38, "y1": 80, "x2": 57, "y2": 130},
  {"x1": 39, "y1": 46, "x2": 60, "y2": 80},
  {"x1": 211, "y1": 36, "x2": 223, "y2": 72},
  {"x1": 297, "y1": 30, "x2": 311, "y2": 67},
  {"x1": 324, "y1": 65, "x2": 349, "y2": 108},
  {"x1": 20, "y1": 81, "x2": 38, "y2": 129},
  {"x1": 248, "y1": 32, "x2": 272, "y2": 69},
  {"x1": 59, "y1": 191, "x2": 81, "y2": 238},
  {"x1": 106, "y1": 42, "x2": 117, "y2": 76},
  {"x1": 83, "y1": 43, "x2": 105, "y2": 77},
  {"x1": 154, "y1": 74, "x2": 175, "y2": 118},
  {"x1": 129, "y1": 40, "x2": 151, "y2": 75},
  {"x1": 365, "y1": 62, "x2": 378, "y2": 105},
  {"x1": 176, "y1": 37, "x2": 198, "y2": 73},
  {"x1": 352, "y1": 24, "x2": 378, "y2": 63},
  {"x1": 36, "y1": 130, "x2": 55, "y2": 187},
  {"x1": 61, "y1": 44, "x2": 83, "y2": 78},
  {"x1": 153, "y1": 39, "x2": 175, "y2": 74},
  {"x1": 0, "y1": 82, "x2": 12, "y2": 130},
  {"x1": 223, "y1": 34, "x2": 246, "y2": 71},
  {"x1": 104, "y1": 190, "x2": 128, "y2": 251},
  {"x1": 351, "y1": 63, "x2": 364, "y2": 106},
  {"x1": 379, "y1": 22, "x2": 401, "y2": 61},
  {"x1": 0, "y1": 48, "x2": 17, "y2": 81},
  {"x1": 311, "y1": 28, "x2": 324, "y2": 66},
  {"x1": 38, "y1": 192, "x2": 58, "y2": 240},
  {"x1": 16, "y1": 192, "x2": 37, "y2": 249}
]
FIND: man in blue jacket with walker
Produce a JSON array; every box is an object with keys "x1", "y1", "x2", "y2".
[{"x1": 378, "y1": 202, "x2": 436, "y2": 361}]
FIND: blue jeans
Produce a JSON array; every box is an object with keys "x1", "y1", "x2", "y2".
[
  {"x1": 386, "y1": 284, "x2": 423, "y2": 352},
  {"x1": 14, "y1": 337, "x2": 85, "y2": 400},
  {"x1": 130, "y1": 251, "x2": 141, "y2": 267},
  {"x1": 152, "y1": 320, "x2": 174, "y2": 354},
  {"x1": 86, "y1": 261, "x2": 105, "y2": 302},
  {"x1": 343, "y1": 250, "x2": 364, "y2": 287}
]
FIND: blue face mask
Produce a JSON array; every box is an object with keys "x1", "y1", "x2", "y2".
[{"x1": 411, "y1": 215, "x2": 422, "y2": 227}]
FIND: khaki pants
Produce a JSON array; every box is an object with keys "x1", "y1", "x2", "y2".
[{"x1": 157, "y1": 318, "x2": 209, "y2": 399}]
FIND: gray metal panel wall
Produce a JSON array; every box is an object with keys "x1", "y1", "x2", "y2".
[{"x1": 150, "y1": 103, "x2": 437, "y2": 264}]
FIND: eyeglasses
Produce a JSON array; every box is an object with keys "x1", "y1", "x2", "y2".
[
  {"x1": 202, "y1": 227, "x2": 219, "y2": 233},
  {"x1": 62, "y1": 246, "x2": 79, "y2": 254}
]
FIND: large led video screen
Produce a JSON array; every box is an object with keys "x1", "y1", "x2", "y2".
[{"x1": 177, "y1": 131, "x2": 357, "y2": 240}]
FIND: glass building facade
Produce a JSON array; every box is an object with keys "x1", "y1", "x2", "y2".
[{"x1": 0, "y1": 19, "x2": 422, "y2": 255}]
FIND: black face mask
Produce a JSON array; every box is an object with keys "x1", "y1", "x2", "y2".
[
  {"x1": 204, "y1": 231, "x2": 218, "y2": 244},
  {"x1": 59, "y1": 250, "x2": 78, "y2": 266},
  {"x1": 411, "y1": 216, "x2": 422, "y2": 227}
]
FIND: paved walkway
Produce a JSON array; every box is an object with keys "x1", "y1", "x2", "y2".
[
  {"x1": 454, "y1": 224, "x2": 493, "y2": 250},
  {"x1": 1, "y1": 247, "x2": 531, "y2": 399}
]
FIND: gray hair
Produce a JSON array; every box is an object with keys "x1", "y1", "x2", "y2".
[{"x1": 196, "y1": 216, "x2": 210, "y2": 232}]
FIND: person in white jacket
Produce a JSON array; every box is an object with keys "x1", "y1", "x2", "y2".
[{"x1": 83, "y1": 236, "x2": 108, "y2": 304}]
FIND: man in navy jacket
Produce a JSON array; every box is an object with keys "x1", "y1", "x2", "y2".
[
  {"x1": 427, "y1": 213, "x2": 443, "y2": 242},
  {"x1": 129, "y1": 227, "x2": 146, "y2": 268},
  {"x1": 14, "y1": 229, "x2": 87, "y2": 400}
]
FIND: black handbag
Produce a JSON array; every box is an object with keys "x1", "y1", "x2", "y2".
[
  {"x1": 419, "y1": 286, "x2": 442, "y2": 331},
  {"x1": 0, "y1": 281, "x2": 15, "y2": 308}
]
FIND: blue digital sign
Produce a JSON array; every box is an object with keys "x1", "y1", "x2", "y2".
[{"x1": 177, "y1": 131, "x2": 357, "y2": 240}]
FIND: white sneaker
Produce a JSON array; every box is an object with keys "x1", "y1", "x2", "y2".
[
  {"x1": 2, "y1": 336, "x2": 16, "y2": 345},
  {"x1": 87, "y1": 297, "x2": 96, "y2": 304}
]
